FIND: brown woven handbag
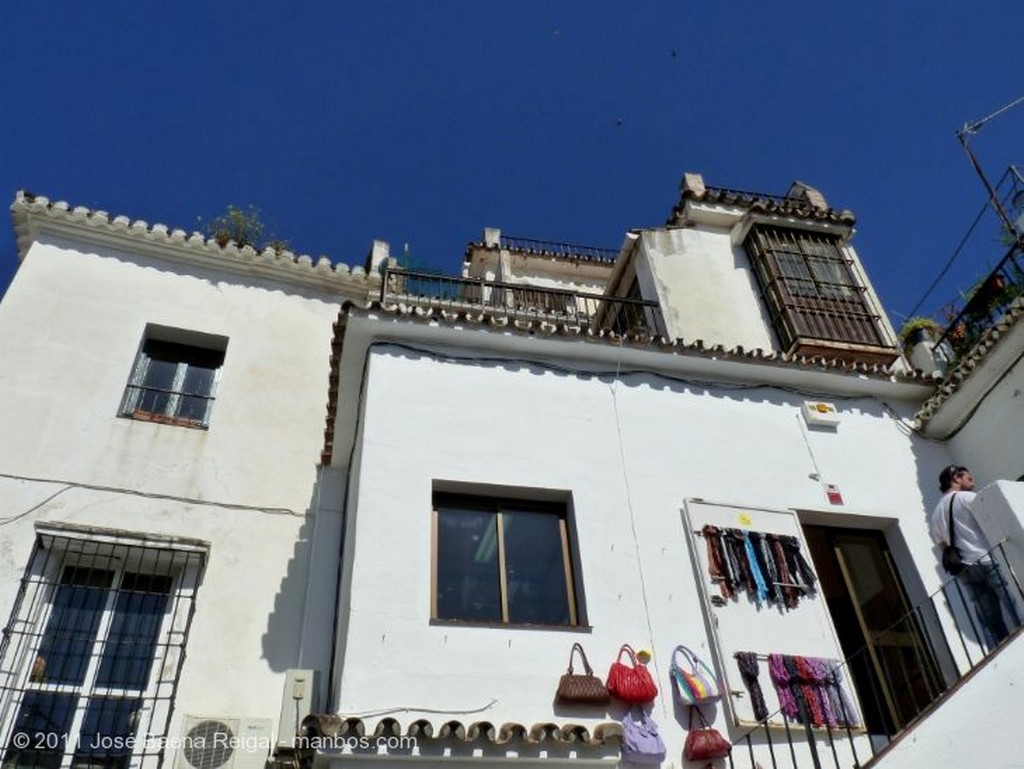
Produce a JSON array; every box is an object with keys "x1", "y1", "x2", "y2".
[{"x1": 556, "y1": 643, "x2": 611, "y2": 705}]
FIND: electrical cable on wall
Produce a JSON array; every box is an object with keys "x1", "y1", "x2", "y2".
[
  {"x1": 0, "y1": 471, "x2": 304, "y2": 527},
  {"x1": 607, "y1": 339, "x2": 670, "y2": 722}
]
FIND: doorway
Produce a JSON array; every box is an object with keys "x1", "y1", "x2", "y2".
[{"x1": 802, "y1": 525, "x2": 947, "y2": 735}]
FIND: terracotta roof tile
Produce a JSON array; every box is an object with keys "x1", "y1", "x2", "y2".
[
  {"x1": 670, "y1": 184, "x2": 856, "y2": 227},
  {"x1": 10, "y1": 191, "x2": 368, "y2": 287},
  {"x1": 914, "y1": 298, "x2": 1024, "y2": 428},
  {"x1": 320, "y1": 300, "x2": 936, "y2": 463},
  {"x1": 300, "y1": 714, "x2": 623, "y2": 748}
]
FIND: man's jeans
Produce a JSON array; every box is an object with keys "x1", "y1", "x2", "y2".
[{"x1": 960, "y1": 560, "x2": 1021, "y2": 650}]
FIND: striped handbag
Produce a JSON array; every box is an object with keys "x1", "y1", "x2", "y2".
[{"x1": 670, "y1": 645, "x2": 720, "y2": 704}]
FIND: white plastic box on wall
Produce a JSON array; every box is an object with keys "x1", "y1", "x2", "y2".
[{"x1": 801, "y1": 400, "x2": 841, "y2": 428}]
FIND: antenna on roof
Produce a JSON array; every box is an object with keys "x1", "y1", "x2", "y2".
[{"x1": 956, "y1": 95, "x2": 1024, "y2": 248}]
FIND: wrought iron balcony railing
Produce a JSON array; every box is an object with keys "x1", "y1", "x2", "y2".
[
  {"x1": 730, "y1": 541, "x2": 1024, "y2": 769},
  {"x1": 934, "y1": 244, "x2": 1024, "y2": 362},
  {"x1": 379, "y1": 265, "x2": 660, "y2": 336},
  {"x1": 497, "y1": 236, "x2": 620, "y2": 262}
]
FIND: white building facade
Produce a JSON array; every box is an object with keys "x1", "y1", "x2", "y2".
[{"x1": 2, "y1": 175, "x2": 1023, "y2": 769}]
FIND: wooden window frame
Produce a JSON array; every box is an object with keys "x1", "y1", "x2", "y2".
[{"x1": 430, "y1": 494, "x2": 580, "y2": 628}]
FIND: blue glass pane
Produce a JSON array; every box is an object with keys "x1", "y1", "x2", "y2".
[
  {"x1": 96, "y1": 574, "x2": 172, "y2": 689},
  {"x1": 503, "y1": 510, "x2": 571, "y2": 625},
  {"x1": 36, "y1": 568, "x2": 113, "y2": 685},
  {"x1": 436, "y1": 509, "x2": 501, "y2": 622},
  {"x1": 4, "y1": 692, "x2": 77, "y2": 769},
  {"x1": 72, "y1": 697, "x2": 141, "y2": 769}
]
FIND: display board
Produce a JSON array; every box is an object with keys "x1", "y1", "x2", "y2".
[{"x1": 682, "y1": 499, "x2": 860, "y2": 729}]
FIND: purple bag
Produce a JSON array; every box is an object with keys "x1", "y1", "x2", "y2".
[{"x1": 620, "y1": 707, "x2": 666, "y2": 764}]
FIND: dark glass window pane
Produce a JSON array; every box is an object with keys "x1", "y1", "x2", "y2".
[
  {"x1": 136, "y1": 355, "x2": 177, "y2": 416},
  {"x1": 72, "y1": 697, "x2": 141, "y2": 769},
  {"x1": 436, "y1": 509, "x2": 501, "y2": 622},
  {"x1": 36, "y1": 568, "x2": 114, "y2": 685},
  {"x1": 96, "y1": 574, "x2": 172, "y2": 688},
  {"x1": 503, "y1": 510, "x2": 571, "y2": 625},
  {"x1": 4, "y1": 692, "x2": 78, "y2": 769}
]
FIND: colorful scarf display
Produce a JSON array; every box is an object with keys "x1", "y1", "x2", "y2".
[
  {"x1": 702, "y1": 525, "x2": 817, "y2": 608},
  {"x1": 738, "y1": 652, "x2": 859, "y2": 728}
]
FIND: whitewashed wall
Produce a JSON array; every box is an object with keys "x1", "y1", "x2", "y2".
[
  {"x1": 0, "y1": 233, "x2": 350, "y2": 748},
  {"x1": 948, "y1": 359, "x2": 1024, "y2": 485},
  {"x1": 637, "y1": 228, "x2": 777, "y2": 350},
  {"x1": 333, "y1": 344, "x2": 958, "y2": 763}
]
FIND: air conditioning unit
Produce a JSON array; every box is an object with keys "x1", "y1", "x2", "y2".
[{"x1": 175, "y1": 716, "x2": 272, "y2": 769}]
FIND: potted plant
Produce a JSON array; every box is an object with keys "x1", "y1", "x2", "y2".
[{"x1": 898, "y1": 316, "x2": 943, "y2": 350}]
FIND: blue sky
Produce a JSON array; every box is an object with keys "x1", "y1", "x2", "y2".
[{"x1": 2, "y1": 2, "x2": 1022, "y2": 328}]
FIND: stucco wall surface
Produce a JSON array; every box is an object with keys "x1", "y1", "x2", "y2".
[
  {"x1": 0, "y1": 234, "x2": 346, "y2": 751},
  {"x1": 639, "y1": 228, "x2": 775, "y2": 350},
  {"x1": 948, "y1": 357, "x2": 1024, "y2": 485},
  {"x1": 0, "y1": 235, "x2": 341, "y2": 510},
  {"x1": 334, "y1": 346, "x2": 957, "y2": 762}
]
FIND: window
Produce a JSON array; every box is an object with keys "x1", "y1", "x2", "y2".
[
  {"x1": 120, "y1": 328, "x2": 227, "y2": 428},
  {"x1": 432, "y1": 493, "x2": 580, "y2": 626},
  {"x1": 0, "y1": 529, "x2": 206, "y2": 769},
  {"x1": 744, "y1": 225, "x2": 896, "y2": 364}
]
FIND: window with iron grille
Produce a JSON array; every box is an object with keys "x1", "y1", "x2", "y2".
[
  {"x1": 0, "y1": 530, "x2": 206, "y2": 769},
  {"x1": 744, "y1": 225, "x2": 892, "y2": 359},
  {"x1": 432, "y1": 494, "x2": 581, "y2": 627},
  {"x1": 119, "y1": 329, "x2": 227, "y2": 429}
]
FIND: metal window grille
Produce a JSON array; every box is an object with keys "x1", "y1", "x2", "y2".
[
  {"x1": 745, "y1": 226, "x2": 887, "y2": 353},
  {"x1": 120, "y1": 340, "x2": 224, "y2": 429},
  {"x1": 0, "y1": 533, "x2": 206, "y2": 769}
]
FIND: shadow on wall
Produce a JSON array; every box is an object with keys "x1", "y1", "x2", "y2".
[{"x1": 261, "y1": 467, "x2": 345, "y2": 709}]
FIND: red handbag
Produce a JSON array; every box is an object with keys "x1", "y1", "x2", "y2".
[
  {"x1": 683, "y1": 707, "x2": 731, "y2": 762},
  {"x1": 606, "y1": 644, "x2": 658, "y2": 703}
]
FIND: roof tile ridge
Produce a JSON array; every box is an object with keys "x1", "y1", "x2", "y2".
[{"x1": 12, "y1": 190, "x2": 366, "y2": 281}]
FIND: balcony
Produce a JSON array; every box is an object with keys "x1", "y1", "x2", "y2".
[
  {"x1": 379, "y1": 265, "x2": 660, "y2": 336},
  {"x1": 934, "y1": 244, "x2": 1024, "y2": 362}
]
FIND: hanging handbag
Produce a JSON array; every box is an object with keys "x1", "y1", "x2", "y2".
[
  {"x1": 606, "y1": 644, "x2": 658, "y2": 704},
  {"x1": 555, "y1": 642, "x2": 611, "y2": 705},
  {"x1": 669, "y1": 645, "x2": 720, "y2": 704},
  {"x1": 941, "y1": 493, "x2": 967, "y2": 576},
  {"x1": 683, "y1": 706, "x2": 731, "y2": 762},
  {"x1": 620, "y1": 707, "x2": 667, "y2": 764}
]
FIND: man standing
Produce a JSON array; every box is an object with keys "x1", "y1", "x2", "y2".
[{"x1": 930, "y1": 465, "x2": 1020, "y2": 650}]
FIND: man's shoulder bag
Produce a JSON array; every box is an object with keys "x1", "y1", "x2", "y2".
[{"x1": 941, "y1": 492, "x2": 967, "y2": 577}]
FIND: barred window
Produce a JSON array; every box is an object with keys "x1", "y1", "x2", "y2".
[
  {"x1": 0, "y1": 529, "x2": 206, "y2": 769},
  {"x1": 744, "y1": 225, "x2": 895, "y2": 363},
  {"x1": 119, "y1": 328, "x2": 227, "y2": 429}
]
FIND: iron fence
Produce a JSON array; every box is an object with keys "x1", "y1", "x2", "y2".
[
  {"x1": 379, "y1": 266, "x2": 659, "y2": 336},
  {"x1": 728, "y1": 541, "x2": 1023, "y2": 768},
  {"x1": 934, "y1": 245, "x2": 1024, "y2": 363}
]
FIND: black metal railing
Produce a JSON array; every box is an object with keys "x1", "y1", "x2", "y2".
[
  {"x1": 496, "y1": 236, "x2": 620, "y2": 262},
  {"x1": 934, "y1": 244, "x2": 1024, "y2": 363},
  {"x1": 379, "y1": 265, "x2": 660, "y2": 336},
  {"x1": 729, "y1": 541, "x2": 1024, "y2": 768}
]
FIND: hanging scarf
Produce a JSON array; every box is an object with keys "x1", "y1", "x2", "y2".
[
  {"x1": 768, "y1": 654, "x2": 799, "y2": 720},
  {"x1": 804, "y1": 657, "x2": 837, "y2": 728},
  {"x1": 794, "y1": 656, "x2": 826, "y2": 727},
  {"x1": 744, "y1": 534, "x2": 770, "y2": 603},
  {"x1": 703, "y1": 525, "x2": 733, "y2": 599},
  {"x1": 736, "y1": 651, "x2": 769, "y2": 721},
  {"x1": 824, "y1": 660, "x2": 858, "y2": 727},
  {"x1": 748, "y1": 531, "x2": 778, "y2": 605},
  {"x1": 781, "y1": 535, "x2": 818, "y2": 594},
  {"x1": 727, "y1": 529, "x2": 756, "y2": 595},
  {"x1": 769, "y1": 536, "x2": 800, "y2": 609}
]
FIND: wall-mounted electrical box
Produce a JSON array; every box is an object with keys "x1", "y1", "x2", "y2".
[{"x1": 801, "y1": 400, "x2": 841, "y2": 428}]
